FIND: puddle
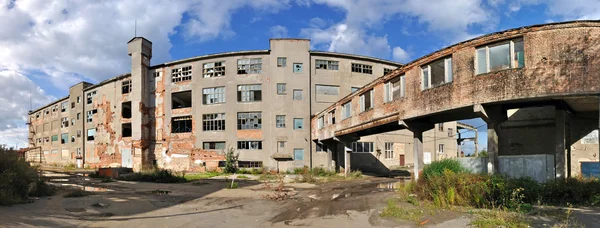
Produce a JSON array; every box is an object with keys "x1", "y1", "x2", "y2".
[
  {"x1": 49, "y1": 178, "x2": 70, "y2": 182},
  {"x1": 376, "y1": 181, "x2": 405, "y2": 190},
  {"x1": 49, "y1": 183, "x2": 113, "y2": 192}
]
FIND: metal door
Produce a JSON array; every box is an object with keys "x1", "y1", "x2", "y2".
[
  {"x1": 399, "y1": 155, "x2": 405, "y2": 166},
  {"x1": 121, "y1": 148, "x2": 132, "y2": 168}
]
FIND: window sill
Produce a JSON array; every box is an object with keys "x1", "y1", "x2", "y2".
[
  {"x1": 476, "y1": 67, "x2": 524, "y2": 77},
  {"x1": 203, "y1": 102, "x2": 225, "y2": 105},
  {"x1": 421, "y1": 81, "x2": 453, "y2": 91}
]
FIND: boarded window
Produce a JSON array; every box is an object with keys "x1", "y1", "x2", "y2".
[
  {"x1": 203, "y1": 141, "x2": 226, "y2": 150},
  {"x1": 172, "y1": 91, "x2": 192, "y2": 109},
  {"x1": 202, "y1": 87, "x2": 225, "y2": 104},
  {"x1": 203, "y1": 113, "x2": 225, "y2": 131},
  {"x1": 293, "y1": 90, "x2": 302, "y2": 100},
  {"x1": 171, "y1": 116, "x2": 192, "y2": 133},
  {"x1": 203, "y1": 61, "x2": 226, "y2": 78},
  {"x1": 315, "y1": 85, "x2": 339, "y2": 95},
  {"x1": 237, "y1": 58, "x2": 262, "y2": 74},
  {"x1": 171, "y1": 66, "x2": 192, "y2": 82},
  {"x1": 237, "y1": 84, "x2": 262, "y2": 102},
  {"x1": 294, "y1": 148, "x2": 304, "y2": 160},
  {"x1": 237, "y1": 112, "x2": 262, "y2": 130},
  {"x1": 293, "y1": 118, "x2": 303, "y2": 130}
]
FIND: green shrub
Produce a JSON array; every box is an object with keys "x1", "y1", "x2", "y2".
[
  {"x1": 422, "y1": 159, "x2": 466, "y2": 179},
  {"x1": 541, "y1": 177, "x2": 600, "y2": 205},
  {"x1": 0, "y1": 146, "x2": 53, "y2": 205},
  {"x1": 224, "y1": 147, "x2": 239, "y2": 173},
  {"x1": 118, "y1": 169, "x2": 186, "y2": 183}
]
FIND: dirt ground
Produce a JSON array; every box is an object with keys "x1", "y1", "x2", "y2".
[{"x1": 0, "y1": 171, "x2": 596, "y2": 228}]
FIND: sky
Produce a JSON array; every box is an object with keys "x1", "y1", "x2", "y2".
[{"x1": 0, "y1": 0, "x2": 599, "y2": 152}]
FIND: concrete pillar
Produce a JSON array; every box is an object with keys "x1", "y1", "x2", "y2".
[
  {"x1": 128, "y1": 37, "x2": 152, "y2": 170},
  {"x1": 344, "y1": 144, "x2": 352, "y2": 177},
  {"x1": 333, "y1": 135, "x2": 359, "y2": 177},
  {"x1": 555, "y1": 109, "x2": 567, "y2": 178},
  {"x1": 487, "y1": 122, "x2": 499, "y2": 174},
  {"x1": 399, "y1": 120, "x2": 433, "y2": 180},
  {"x1": 413, "y1": 130, "x2": 424, "y2": 180},
  {"x1": 474, "y1": 104, "x2": 506, "y2": 174}
]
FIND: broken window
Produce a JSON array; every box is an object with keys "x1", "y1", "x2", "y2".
[
  {"x1": 421, "y1": 56, "x2": 452, "y2": 90},
  {"x1": 52, "y1": 105, "x2": 57, "y2": 113},
  {"x1": 237, "y1": 58, "x2": 262, "y2": 74},
  {"x1": 293, "y1": 63, "x2": 303, "y2": 73},
  {"x1": 238, "y1": 161, "x2": 263, "y2": 168},
  {"x1": 77, "y1": 113, "x2": 81, "y2": 120},
  {"x1": 237, "y1": 84, "x2": 262, "y2": 102},
  {"x1": 448, "y1": 128, "x2": 453, "y2": 137},
  {"x1": 71, "y1": 118, "x2": 75, "y2": 126},
  {"x1": 293, "y1": 90, "x2": 302, "y2": 100},
  {"x1": 86, "y1": 109, "x2": 97, "y2": 123},
  {"x1": 384, "y1": 75, "x2": 405, "y2": 102},
  {"x1": 329, "y1": 109, "x2": 336, "y2": 125},
  {"x1": 172, "y1": 91, "x2": 192, "y2": 109},
  {"x1": 61, "y1": 102, "x2": 68, "y2": 112},
  {"x1": 154, "y1": 71, "x2": 162, "y2": 78},
  {"x1": 202, "y1": 113, "x2": 225, "y2": 131},
  {"x1": 171, "y1": 116, "x2": 192, "y2": 133},
  {"x1": 203, "y1": 141, "x2": 226, "y2": 150},
  {"x1": 315, "y1": 60, "x2": 339, "y2": 70},
  {"x1": 86, "y1": 91, "x2": 96, "y2": 104},
  {"x1": 87, "y1": 128, "x2": 95, "y2": 141},
  {"x1": 77, "y1": 96, "x2": 81, "y2": 103},
  {"x1": 71, "y1": 102, "x2": 75, "y2": 109},
  {"x1": 61, "y1": 133, "x2": 68, "y2": 144},
  {"x1": 237, "y1": 112, "x2": 262, "y2": 130},
  {"x1": 316, "y1": 144, "x2": 327, "y2": 152},
  {"x1": 122, "y1": 102, "x2": 132, "y2": 118},
  {"x1": 315, "y1": 85, "x2": 339, "y2": 95},
  {"x1": 317, "y1": 116, "x2": 324, "y2": 129},
  {"x1": 351, "y1": 63, "x2": 372, "y2": 74},
  {"x1": 276, "y1": 115, "x2": 285, "y2": 128},
  {"x1": 122, "y1": 123, "x2": 132, "y2": 137},
  {"x1": 293, "y1": 118, "x2": 303, "y2": 130},
  {"x1": 476, "y1": 38, "x2": 524, "y2": 74},
  {"x1": 61, "y1": 117, "x2": 69, "y2": 128},
  {"x1": 171, "y1": 66, "x2": 193, "y2": 82},
  {"x1": 77, "y1": 130, "x2": 81, "y2": 138},
  {"x1": 277, "y1": 57, "x2": 286, "y2": 67},
  {"x1": 384, "y1": 68, "x2": 393, "y2": 75},
  {"x1": 36, "y1": 113, "x2": 40, "y2": 119},
  {"x1": 122, "y1": 79, "x2": 132, "y2": 94},
  {"x1": 342, "y1": 102, "x2": 351, "y2": 120},
  {"x1": 71, "y1": 136, "x2": 75, "y2": 143},
  {"x1": 237, "y1": 141, "x2": 262, "y2": 150},
  {"x1": 277, "y1": 83, "x2": 286, "y2": 95},
  {"x1": 294, "y1": 148, "x2": 304, "y2": 160},
  {"x1": 203, "y1": 61, "x2": 226, "y2": 78},
  {"x1": 44, "y1": 137, "x2": 49, "y2": 143},
  {"x1": 348, "y1": 142, "x2": 374, "y2": 153},
  {"x1": 359, "y1": 89, "x2": 374, "y2": 112},
  {"x1": 384, "y1": 142, "x2": 393, "y2": 159},
  {"x1": 202, "y1": 87, "x2": 226, "y2": 104}
]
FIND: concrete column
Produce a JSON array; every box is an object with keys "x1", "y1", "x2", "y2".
[
  {"x1": 344, "y1": 144, "x2": 352, "y2": 177},
  {"x1": 413, "y1": 130, "x2": 424, "y2": 180},
  {"x1": 555, "y1": 109, "x2": 567, "y2": 178},
  {"x1": 487, "y1": 122, "x2": 499, "y2": 174},
  {"x1": 474, "y1": 104, "x2": 506, "y2": 174}
]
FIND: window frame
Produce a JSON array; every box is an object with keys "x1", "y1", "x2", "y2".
[
  {"x1": 349, "y1": 142, "x2": 374, "y2": 153},
  {"x1": 237, "y1": 58, "x2": 262, "y2": 74},
  {"x1": 359, "y1": 89, "x2": 374, "y2": 112},
  {"x1": 237, "y1": 84, "x2": 262, "y2": 102},
  {"x1": 293, "y1": 89, "x2": 303, "y2": 100},
  {"x1": 384, "y1": 142, "x2": 394, "y2": 160},
  {"x1": 277, "y1": 57, "x2": 287, "y2": 67},
  {"x1": 276, "y1": 83, "x2": 286, "y2": 95},
  {"x1": 202, "y1": 113, "x2": 226, "y2": 131},
  {"x1": 317, "y1": 116, "x2": 324, "y2": 129},
  {"x1": 293, "y1": 118, "x2": 304, "y2": 130},
  {"x1": 293, "y1": 148, "x2": 304, "y2": 160},
  {"x1": 203, "y1": 141, "x2": 226, "y2": 150},
  {"x1": 171, "y1": 116, "x2": 193, "y2": 133},
  {"x1": 315, "y1": 59, "x2": 339, "y2": 70},
  {"x1": 384, "y1": 75, "x2": 406, "y2": 103},
  {"x1": 171, "y1": 65, "x2": 193, "y2": 83},
  {"x1": 351, "y1": 63, "x2": 373, "y2": 74},
  {"x1": 202, "y1": 61, "x2": 226, "y2": 78},
  {"x1": 237, "y1": 141, "x2": 263, "y2": 150},
  {"x1": 275, "y1": 115, "x2": 286, "y2": 128},
  {"x1": 237, "y1": 112, "x2": 262, "y2": 130},
  {"x1": 121, "y1": 79, "x2": 132, "y2": 94},
  {"x1": 202, "y1": 86, "x2": 226, "y2": 105},
  {"x1": 421, "y1": 56, "x2": 453, "y2": 90},
  {"x1": 342, "y1": 102, "x2": 352, "y2": 120},
  {"x1": 475, "y1": 38, "x2": 524, "y2": 75}
]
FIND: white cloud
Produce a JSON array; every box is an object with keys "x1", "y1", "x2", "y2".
[
  {"x1": 508, "y1": 0, "x2": 600, "y2": 20},
  {"x1": 0, "y1": 127, "x2": 29, "y2": 149},
  {"x1": 269, "y1": 25, "x2": 289, "y2": 38},
  {"x1": 302, "y1": 0, "x2": 492, "y2": 59},
  {"x1": 183, "y1": 0, "x2": 292, "y2": 41},
  {"x1": 392, "y1": 47, "x2": 411, "y2": 63}
]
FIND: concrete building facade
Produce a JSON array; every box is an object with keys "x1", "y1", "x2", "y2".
[{"x1": 26, "y1": 38, "x2": 457, "y2": 173}]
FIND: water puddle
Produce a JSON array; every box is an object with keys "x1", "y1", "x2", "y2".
[
  {"x1": 49, "y1": 183, "x2": 113, "y2": 192},
  {"x1": 376, "y1": 181, "x2": 405, "y2": 190}
]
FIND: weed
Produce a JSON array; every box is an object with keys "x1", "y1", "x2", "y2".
[
  {"x1": 471, "y1": 208, "x2": 529, "y2": 228},
  {"x1": 380, "y1": 199, "x2": 424, "y2": 222},
  {"x1": 228, "y1": 182, "x2": 239, "y2": 189},
  {"x1": 422, "y1": 159, "x2": 466, "y2": 179},
  {"x1": 349, "y1": 170, "x2": 363, "y2": 179},
  {"x1": 184, "y1": 172, "x2": 222, "y2": 181},
  {"x1": 236, "y1": 175, "x2": 248, "y2": 179},
  {"x1": 117, "y1": 169, "x2": 187, "y2": 183},
  {"x1": 64, "y1": 163, "x2": 77, "y2": 170},
  {"x1": 407, "y1": 195, "x2": 419, "y2": 206},
  {"x1": 263, "y1": 174, "x2": 293, "y2": 201},
  {"x1": 0, "y1": 146, "x2": 53, "y2": 205},
  {"x1": 259, "y1": 173, "x2": 277, "y2": 181},
  {"x1": 64, "y1": 189, "x2": 93, "y2": 198}
]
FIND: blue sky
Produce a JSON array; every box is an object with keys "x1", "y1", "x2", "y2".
[{"x1": 1, "y1": 0, "x2": 599, "y2": 149}]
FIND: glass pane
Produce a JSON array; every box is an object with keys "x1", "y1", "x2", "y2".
[
  {"x1": 294, "y1": 149, "x2": 304, "y2": 160},
  {"x1": 476, "y1": 48, "x2": 487, "y2": 74},
  {"x1": 513, "y1": 40, "x2": 524, "y2": 68},
  {"x1": 445, "y1": 58, "x2": 453, "y2": 82},
  {"x1": 422, "y1": 67, "x2": 429, "y2": 89},
  {"x1": 489, "y1": 43, "x2": 510, "y2": 72}
]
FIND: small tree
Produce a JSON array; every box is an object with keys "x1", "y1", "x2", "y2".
[
  {"x1": 478, "y1": 149, "x2": 489, "y2": 158},
  {"x1": 224, "y1": 147, "x2": 239, "y2": 173}
]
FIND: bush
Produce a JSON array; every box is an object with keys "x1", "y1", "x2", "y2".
[
  {"x1": 541, "y1": 177, "x2": 600, "y2": 205},
  {"x1": 224, "y1": 147, "x2": 239, "y2": 174},
  {"x1": 0, "y1": 146, "x2": 53, "y2": 205},
  {"x1": 118, "y1": 169, "x2": 187, "y2": 183},
  {"x1": 422, "y1": 159, "x2": 466, "y2": 179}
]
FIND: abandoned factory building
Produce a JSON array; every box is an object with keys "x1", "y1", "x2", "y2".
[{"x1": 26, "y1": 38, "x2": 459, "y2": 172}]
